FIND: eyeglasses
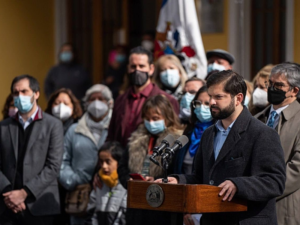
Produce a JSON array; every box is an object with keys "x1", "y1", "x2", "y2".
[
  {"x1": 265, "y1": 80, "x2": 292, "y2": 91},
  {"x1": 192, "y1": 100, "x2": 202, "y2": 108},
  {"x1": 179, "y1": 90, "x2": 198, "y2": 96}
]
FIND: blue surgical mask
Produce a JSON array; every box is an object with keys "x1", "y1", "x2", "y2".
[
  {"x1": 180, "y1": 92, "x2": 195, "y2": 109},
  {"x1": 14, "y1": 95, "x2": 34, "y2": 113},
  {"x1": 144, "y1": 119, "x2": 165, "y2": 135},
  {"x1": 60, "y1": 51, "x2": 73, "y2": 63},
  {"x1": 116, "y1": 54, "x2": 126, "y2": 63},
  {"x1": 244, "y1": 95, "x2": 250, "y2": 108},
  {"x1": 207, "y1": 63, "x2": 226, "y2": 73},
  {"x1": 160, "y1": 69, "x2": 180, "y2": 88},
  {"x1": 194, "y1": 105, "x2": 213, "y2": 123}
]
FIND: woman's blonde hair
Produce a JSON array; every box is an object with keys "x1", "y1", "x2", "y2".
[
  {"x1": 152, "y1": 54, "x2": 188, "y2": 89},
  {"x1": 252, "y1": 64, "x2": 275, "y2": 88},
  {"x1": 249, "y1": 64, "x2": 275, "y2": 114},
  {"x1": 245, "y1": 80, "x2": 253, "y2": 95}
]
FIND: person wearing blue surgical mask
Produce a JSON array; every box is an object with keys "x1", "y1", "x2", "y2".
[
  {"x1": 153, "y1": 55, "x2": 188, "y2": 100},
  {"x1": 174, "y1": 85, "x2": 214, "y2": 175},
  {"x1": 174, "y1": 85, "x2": 214, "y2": 225},
  {"x1": 44, "y1": 43, "x2": 92, "y2": 101},
  {"x1": 118, "y1": 95, "x2": 183, "y2": 189},
  {"x1": 0, "y1": 75, "x2": 65, "y2": 224},
  {"x1": 179, "y1": 77, "x2": 205, "y2": 124}
]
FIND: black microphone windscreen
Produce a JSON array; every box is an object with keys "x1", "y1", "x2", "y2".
[
  {"x1": 163, "y1": 134, "x2": 175, "y2": 146},
  {"x1": 177, "y1": 135, "x2": 189, "y2": 147}
]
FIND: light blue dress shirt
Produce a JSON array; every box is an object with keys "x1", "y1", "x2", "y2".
[
  {"x1": 213, "y1": 120, "x2": 236, "y2": 160},
  {"x1": 18, "y1": 107, "x2": 38, "y2": 130}
]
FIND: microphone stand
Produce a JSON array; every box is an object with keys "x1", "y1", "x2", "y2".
[{"x1": 161, "y1": 155, "x2": 170, "y2": 183}]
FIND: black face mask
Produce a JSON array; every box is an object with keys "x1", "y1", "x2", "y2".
[
  {"x1": 267, "y1": 87, "x2": 286, "y2": 105},
  {"x1": 128, "y1": 70, "x2": 149, "y2": 87}
]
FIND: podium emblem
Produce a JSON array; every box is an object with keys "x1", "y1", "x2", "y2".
[{"x1": 146, "y1": 184, "x2": 164, "y2": 207}]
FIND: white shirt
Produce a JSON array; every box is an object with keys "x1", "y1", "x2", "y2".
[
  {"x1": 18, "y1": 107, "x2": 38, "y2": 130},
  {"x1": 266, "y1": 105, "x2": 289, "y2": 129}
]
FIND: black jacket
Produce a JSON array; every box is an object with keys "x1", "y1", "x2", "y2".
[
  {"x1": 44, "y1": 63, "x2": 92, "y2": 100},
  {"x1": 177, "y1": 107, "x2": 286, "y2": 225}
]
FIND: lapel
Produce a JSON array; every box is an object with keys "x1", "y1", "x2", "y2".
[
  {"x1": 211, "y1": 108, "x2": 251, "y2": 170},
  {"x1": 75, "y1": 114, "x2": 98, "y2": 146},
  {"x1": 277, "y1": 100, "x2": 300, "y2": 135},
  {"x1": 206, "y1": 127, "x2": 216, "y2": 170},
  {"x1": 9, "y1": 122, "x2": 19, "y2": 161},
  {"x1": 26, "y1": 119, "x2": 43, "y2": 155},
  {"x1": 255, "y1": 105, "x2": 271, "y2": 124}
]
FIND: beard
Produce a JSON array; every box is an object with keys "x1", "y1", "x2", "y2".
[{"x1": 210, "y1": 97, "x2": 235, "y2": 120}]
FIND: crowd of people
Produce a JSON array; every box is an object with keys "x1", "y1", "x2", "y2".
[{"x1": 0, "y1": 42, "x2": 300, "y2": 225}]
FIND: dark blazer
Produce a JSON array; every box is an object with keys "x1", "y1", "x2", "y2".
[
  {"x1": 176, "y1": 107, "x2": 286, "y2": 225},
  {"x1": 0, "y1": 110, "x2": 64, "y2": 216},
  {"x1": 107, "y1": 84, "x2": 180, "y2": 147}
]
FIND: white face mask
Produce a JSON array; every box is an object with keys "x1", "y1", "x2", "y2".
[
  {"x1": 141, "y1": 40, "x2": 154, "y2": 51},
  {"x1": 87, "y1": 100, "x2": 108, "y2": 119},
  {"x1": 252, "y1": 88, "x2": 268, "y2": 107},
  {"x1": 52, "y1": 103, "x2": 73, "y2": 121}
]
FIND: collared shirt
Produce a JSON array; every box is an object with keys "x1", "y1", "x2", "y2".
[
  {"x1": 266, "y1": 104, "x2": 289, "y2": 129},
  {"x1": 18, "y1": 107, "x2": 39, "y2": 130},
  {"x1": 214, "y1": 120, "x2": 236, "y2": 160},
  {"x1": 123, "y1": 83, "x2": 154, "y2": 144}
]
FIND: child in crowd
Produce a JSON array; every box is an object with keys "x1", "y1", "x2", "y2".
[{"x1": 85, "y1": 142, "x2": 127, "y2": 225}]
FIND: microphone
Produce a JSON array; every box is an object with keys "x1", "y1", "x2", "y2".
[
  {"x1": 150, "y1": 134, "x2": 175, "y2": 166},
  {"x1": 162, "y1": 135, "x2": 189, "y2": 161}
]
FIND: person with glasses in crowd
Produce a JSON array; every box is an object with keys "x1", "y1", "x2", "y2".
[
  {"x1": 174, "y1": 85, "x2": 214, "y2": 225},
  {"x1": 179, "y1": 77, "x2": 205, "y2": 124},
  {"x1": 174, "y1": 85, "x2": 214, "y2": 175},
  {"x1": 156, "y1": 70, "x2": 285, "y2": 225},
  {"x1": 255, "y1": 62, "x2": 300, "y2": 225}
]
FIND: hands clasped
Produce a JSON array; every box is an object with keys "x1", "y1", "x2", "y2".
[{"x1": 3, "y1": 189, "x2": 28, "y2": 213}]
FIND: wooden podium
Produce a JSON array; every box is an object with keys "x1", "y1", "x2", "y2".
[{"x1": 127, "y1": 180, "x2": 247, "y2": 220}]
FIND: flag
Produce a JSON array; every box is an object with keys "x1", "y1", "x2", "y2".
[{"x1": 155, "y1": 0, "x2": 207, "y2": 79}]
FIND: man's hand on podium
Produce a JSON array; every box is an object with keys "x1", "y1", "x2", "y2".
[
  {"x1": 218, "y1": 180, "x2": 237, "y2": 201},
  {"x1": 154, "y1": 177, "x2": 178, "y2": 184}
]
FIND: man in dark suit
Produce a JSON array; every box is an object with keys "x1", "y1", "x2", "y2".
[
  {"x1": 158, "y1": 70, "x2": 286, "y2": 225},
  {"x1": 0, "y1": 75, "x2": 64, "y2": 225},
  {"x1": 106, "y1": 46, "x2": 179, "y2": 147}
]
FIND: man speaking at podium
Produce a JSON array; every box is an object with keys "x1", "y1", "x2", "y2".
[{"x1": 157, "y1": 70, "x2": 286, "y2": 225}]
